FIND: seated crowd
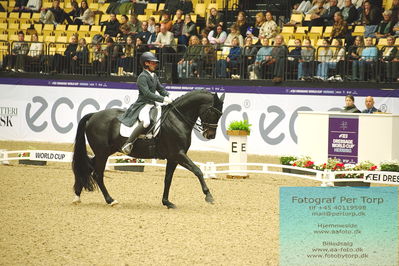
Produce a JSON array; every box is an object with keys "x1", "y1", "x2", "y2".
[{"x1": 2, "y1": 0, "x2": 399, "y2": 82}]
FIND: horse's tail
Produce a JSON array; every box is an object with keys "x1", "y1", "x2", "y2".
[{"x1": 72, "y1": 113, "x2": 96, "y2": 192}]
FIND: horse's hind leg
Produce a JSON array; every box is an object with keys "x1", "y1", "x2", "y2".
[
  {"x1": 93, "y1": 155, "x2": 118, "y2": 205},
  {"x1": 72, "y1": 157, "x2": 95, "y2": 204}
]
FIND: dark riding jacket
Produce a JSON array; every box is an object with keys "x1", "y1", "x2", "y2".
[{"x1": 119, "y1": 70, "x2": 169, "y2": 127}]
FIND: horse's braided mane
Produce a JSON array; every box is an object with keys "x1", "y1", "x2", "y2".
[{"x1": 172, "y1": 89, "x2": 213, "y2": 104}]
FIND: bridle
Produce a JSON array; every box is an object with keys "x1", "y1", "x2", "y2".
[{"x1": 170, "y1": 104, "x2": 222, "y2": 133}]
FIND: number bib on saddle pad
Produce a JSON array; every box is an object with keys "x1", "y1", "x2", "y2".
[{"x1": 119, "y1": 105, "x2": 162, "y2": 139}]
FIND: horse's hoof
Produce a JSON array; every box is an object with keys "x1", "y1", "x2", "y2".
[
  {"x1": 163, "y1": 200, "x2": 176, "y2": 209},
  {"x1": 205, "y1": 194, "x2": 214, "y2": 204},
  {"x1": 72, "y1": 196, "x2": 81, "y2": 205},
  {"x1": 110, "y1": 200, "x2": 119, "y2": 206}
]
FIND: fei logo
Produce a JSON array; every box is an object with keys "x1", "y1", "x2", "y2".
[{"x1": 0, "y1": 107, "x2": 17, "y2": 127}]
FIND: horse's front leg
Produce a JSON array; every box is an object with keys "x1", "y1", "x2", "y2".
[
  {"x1": 176, "y1": 153, "x2": 214, "y2": 204},
  {"x1": 162, "y1": 160, "x2": 178, "y2": 209}
]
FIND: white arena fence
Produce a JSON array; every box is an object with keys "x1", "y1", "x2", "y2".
[{"x1": 1, "y1": 149, "x2": 398, "y2": 187}]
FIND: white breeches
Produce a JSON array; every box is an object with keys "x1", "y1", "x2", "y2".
[{"x1": 138, "y1": 104, "x2": 153, "y2": 128}]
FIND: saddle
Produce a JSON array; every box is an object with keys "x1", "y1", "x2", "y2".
[{"x1": 119, "y1": 105, "x2": 162, "y2": 139}]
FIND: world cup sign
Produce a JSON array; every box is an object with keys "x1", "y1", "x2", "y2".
[{"x1": 328, "y1": 116, "x2": 359, "y2": 164}]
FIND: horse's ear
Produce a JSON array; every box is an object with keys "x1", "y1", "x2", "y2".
[{"x1": 219, "y1": 93, "x2": 225, "y2": 103}]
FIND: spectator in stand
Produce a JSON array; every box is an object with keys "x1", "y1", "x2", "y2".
[
  {"x1": 223, "y1": 24, "x2": 244, "y2": 52},
  {"x1": 148, "y1": 23, "x2": 161, "y2": 45},
  {"x1": 171, "y1": 9, "x2": 184, "y2": 41},
  {"x1": 119, "y1": 24, "x2": 133, "y2": 41},
  {"x1": 269, "y1": 35, "x2": 288, "y2": 83},
  {"x1": 198, "y1": 37, "x2": 216, "y2": 78},
  {"x1": 120, "y1": 15, "x2": 129, "y2": 27},
  {"x1": 360, "y1": 1, "x2": 383, "y2": 37},
  {"x1": 206, "y1": 8, "x2": 224, "y2": 31},
  {"x1": 117, "y1": 36, "x2": 135, "y2": 75},
  {"x1": 19, "y1": 0, "x2": 41, "y2": 12},
  {"x1": 93, "y1": 43, "x2": 106, "y2": 74},
  {"x1": 200, "y1": 28, "x2": 210, "y2": 40},
  {"x1": 104, "y1": 37, "x2": 122, "y2": 75},
  {"x1": 356, "y1": 36, "x2": 378, "y2": 81},
  {"x1": 298, "y1": 38, "x2": 315, "y2": 80},
  {"x1": 259, "y1": 11, "x2": 278, "y2": 40},
  {"x1": 287, "y1": 39, "x2": 302, "y2": 79},
  {"x1": 331, "y1": 11, "x2": 348, "y2": 40},
  {"x1": 394, "y1": 13, "x2": 399, "y2": 36},
  {"x1": 160, "y1": 12, "x2": 173, "y2": 31},
  {"x1": 380, "y1": 36, "x2": 398, "y2": 81},
  {"x1": 71, "y1": 38, "x2": 89, "y2": 74},
  {"x1": 26, "y1": 33, "x2": 44, "y2": 72},
  {"x1": 235, "y1": 11, "x2": 250, "y2": 37},
  {"x1": 310, "y1": 0, "x2": 340, "y2": 26},
  {"x1": 350, "y1": 36, "x2": 365, "y2": 80},
  {"x1": 165, "y1": 0, "x2": 192, "y2": 15},
  {"x1": 315, "y1": 38, "x2": 333, "y2": 80},
  {"x1": 305, "y1": 0, "x2": 325, "y2": 16},
  {"x1": 137, "y1": 21, "x2": 152, "y2": 44},
  {"x1": 148, "y1": 17, "x2": 156, "y2": 33},
  {"x1": 375, "y1": 10, "x2": 394, "y2": 38},
  {"x1": 246, "y1": 12, "x2": 265, "y2": 43},
  {"x1": 51, "y1": 35, "x2": 78, "y2": 73},
  {"x1": 155, "y1": 23, "x2": 176, "y2": 61},
  {"x1": 341, "y1": 0, "x2": 358, "y2": 24},
  {"x1": 127, "y1": 14, "x2": 142, "y2": 37},
  {"x1": 293, "y1": 0, "x2": 313, "y2": 14},
  {"x1": 180, "y1": 14, "x2": 197, "y2": 46},
  {"x1": 208, "y1": 24, "x2": 227, "y2": 46},
  {"x1": 13, "y1": 0, "x2": 28, "y2": 12},
  {"x1": 73, "y1": 0, "x2": 94, "y2": 25},
  {"x1": 7, "y1": 31, "x2": 29, "y2": 72},
  {"x1": 40, "y1": 0, "x2": 73, "y2": 25},
  {"x1": 217, "y1": 37, "x2": 242, "y2": 78},
  {"x1": 177, "y1": 35, "x2": 201, "y2": 78},
  {"x1": 391, "y1": 0, "x2": 399, "y2": 24},
  {"x1": 102, "y1": 13, "x2": 121, "y2": 38},
  {"x1": 242, "y1": 36, "x2": 258, "y2": 78},
  {"x1": 247, "y1": 38, "x2": 273, "y2": 80},
  {"x1": 362, "y1": 96, "x2": 381, "y2": 113},
  {"x1": 326, "y1": 38, "x2": 345, "y2": 81},
  {"x1": 341, "y1": 95, "x2": 361, "y2": 113},
  {"x1": 68, "y1": 1, "x2": 80, "y2": 22}
]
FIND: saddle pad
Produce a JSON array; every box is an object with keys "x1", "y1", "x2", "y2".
[{"x1": 120, "y1": 105, "x2": 162, "y2": 138}]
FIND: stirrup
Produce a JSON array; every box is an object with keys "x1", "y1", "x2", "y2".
[{"x1": 121, "y1": 142, "x2": 133, "y2": 154}]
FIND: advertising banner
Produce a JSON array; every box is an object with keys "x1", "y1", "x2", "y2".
[
  {"x1": 328, "y1": 116, "x2": 359, "y2": 164},
  {"x1": 1, "y1": 78, "x2": 399, "y2": 156}
]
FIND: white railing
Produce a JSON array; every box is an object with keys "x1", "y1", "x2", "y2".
[{"x1": 1, "y1": 149, "x2": 397, "y2": 186}]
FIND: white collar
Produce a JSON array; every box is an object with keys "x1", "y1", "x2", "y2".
[{"x1": 145, "y1": 69, "x2": 155, "y2": 78}]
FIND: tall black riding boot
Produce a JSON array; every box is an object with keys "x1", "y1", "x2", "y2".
[{"x1": 121, "y1": 122, "x2": 146, "y2": 154}]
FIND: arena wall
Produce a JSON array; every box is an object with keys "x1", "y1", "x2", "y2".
[{"x1": 1, "y1": 77, "x2": 399, "y2": 155}]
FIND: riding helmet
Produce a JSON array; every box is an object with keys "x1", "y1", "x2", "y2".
[{"x1": 140, "y1": 52, "x2": 159, "y2": 67}]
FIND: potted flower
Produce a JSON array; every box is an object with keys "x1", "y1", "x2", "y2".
[
  {"x1": 280, "y1": 155, "x2": 297, "y2": 173},
  {"x1": 227, "y1": 120, "x2": 251, "y2": 136},
  {"x1": 290, "y1": 156, "x2": 317, "y2": 176},
  {"x1": 331, "y1": 159, "x2": 375, "y2": 187},
  {"x1": 380, "y1": 161, "x2": 399, "y2": 172},
  {"x1": 18, "y1": 152, "x2": 47, "y2": 166},
  {"x1": 114, "y1": 155, "x2": 145, "y2": 172}
]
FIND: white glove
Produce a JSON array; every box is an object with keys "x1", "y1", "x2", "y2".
[{"x1": 163, "y1": 96, "x2": 173, "y2": 104}]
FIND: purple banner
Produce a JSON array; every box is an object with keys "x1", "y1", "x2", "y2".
[
  {"x1": 328, "y1": 116, "x2": 359, "y2": 164},
  {"x1": 0, "y1": 77, "x2": 398, "y2": 97}
]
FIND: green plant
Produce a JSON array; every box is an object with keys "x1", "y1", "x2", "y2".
[
  {"x1": 380, "y1": 161, "x2": 399, "y2": 172},
  {"x1": 227, "y1": 120, "x2": 251, "y2": 132},
  {"x1": 292, "y1": 156, "x2": 315, "y2": 169},
  {"x1": 115, "y1": 154, "x2": 145, "y2": 164},
  {"x1": 280, "y1": 156, "x2": 297, "y2": 165},
  {"x1": 17, "y1": 152, "x2": 30, "y2": 158}
]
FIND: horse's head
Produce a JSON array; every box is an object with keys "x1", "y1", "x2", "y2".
[{"x1": 199, "y1": 93, "x2": 225, "y2": 139}]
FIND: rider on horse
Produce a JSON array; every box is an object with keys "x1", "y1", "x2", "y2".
[{"x1": 119, "y1": 51, "x2": 173, "y2": 154}]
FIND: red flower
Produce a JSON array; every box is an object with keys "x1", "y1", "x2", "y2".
[
  {"x1": 293, "y1": 163, "x2": 297, "y2": 167},
  {"x1": 369, "y1": 165, "x2": 377, "y2": 171}
]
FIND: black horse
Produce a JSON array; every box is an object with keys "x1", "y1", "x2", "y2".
[{"x1": 72, "y1": 90, "x2": 225, "y2": 208}]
